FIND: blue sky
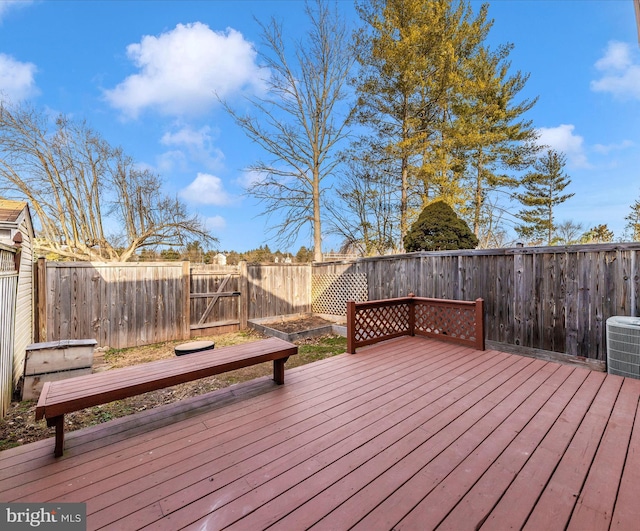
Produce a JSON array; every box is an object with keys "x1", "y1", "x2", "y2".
[{"x1": 0, "y1": 0, "x2": 638, "y2": 252}]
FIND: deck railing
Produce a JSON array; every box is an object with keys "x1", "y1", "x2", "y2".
[{"x1": 346, "y1": 295, "x2": 485, "y2": 353}]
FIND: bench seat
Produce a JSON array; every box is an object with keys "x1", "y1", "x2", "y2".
[{"x1": 35, "y1": 337, "x2": 297, "y2": 456}]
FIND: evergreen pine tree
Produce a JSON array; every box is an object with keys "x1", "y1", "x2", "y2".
[
  {"x1": 625, "y1": 198, "x2": 640, "y2": 241},
  {"x1": 581, "y1": 224, "x2": 614, "y2": 244},
  {"x1": 352, "y1": 0, "x2": 492, "y2": 246},
  {"x1": 515, "y1": 150, "x2": 574, "y2": 245},
  {"x1": 455, "y1": 44, "x2": 540, "y2": 236}
]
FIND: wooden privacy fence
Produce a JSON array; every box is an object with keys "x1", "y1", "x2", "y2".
[
  {"x1": 317, "y1": 243, "x2": 640, "y2": 361},
  {"x1": 242, "y1": 263, "x2": 312, "y2": 320},
  {"x1": 37, "y1": 260, "x2": 190, "y2": 349},
  {"x1": 38, "y1": 261, "x2": 313, "y2": 349},
  {"x1": 37, "y1": 243, "x2": 640, "y2": 360}
]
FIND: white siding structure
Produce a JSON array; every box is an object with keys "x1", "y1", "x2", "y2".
[
  {"x1": 0, "y1": 244, "x2": 18, "y2": 416},
  {"x1": 0, "y1": 200, "x2": 35, "y2": 403}
]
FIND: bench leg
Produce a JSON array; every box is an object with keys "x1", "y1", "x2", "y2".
[
  {"x1": 273, "y1": 357, "x2": 289, "y2": 385},
  {"x1": 47, "y1": 416, "x2": 65, "y2": 457}
]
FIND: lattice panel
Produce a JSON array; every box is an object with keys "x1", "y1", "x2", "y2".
[
  {"x1": 354, "y1": 304, "x2": 411, "y2": 343},
  {"x1": 414, "y1": 302, "x2": 477, "y2": 342},
  {"x1": 312, "y1": 273, "x2": 368, "y2": 315}
]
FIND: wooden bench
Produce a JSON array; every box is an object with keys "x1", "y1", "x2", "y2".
[{"x1": 35, "y1": 337, "x2": 297, "y2": 457}]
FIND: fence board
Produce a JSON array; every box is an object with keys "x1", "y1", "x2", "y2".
[
  {"x1": 532, "y1": 253, "x2": 543, "y2": 348},
  {"x1": 43, "y1": 262, "x2": 188, "y2": 349},
  {"x1": 244, "y1": 264, "x2": 311, "y2": 319},
  {"x1": 541, "y1": 253, "x2": 556, "y2": 352},
  {"x1": 553, "y1": 252, "x2": 566, "y2": 352}
]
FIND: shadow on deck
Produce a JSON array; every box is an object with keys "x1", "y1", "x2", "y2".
[{"x1": 2, "y1": 336, "x2": 639, "y2": 530}]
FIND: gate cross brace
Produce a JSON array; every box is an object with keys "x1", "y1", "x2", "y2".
[{"x1": 197, "y1": 275, "x2": 231, "y2": 325}]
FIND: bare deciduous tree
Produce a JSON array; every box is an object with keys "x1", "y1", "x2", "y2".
[
  {"x1": 223, "y1": 0, "x2": 354, "y2": 262},
  {"x1": 472, "y1": 195, "x2": 517, "y2": 249},
  {"x1": 554, "y1": 219, "x2": 584, "y2": 245},
  {"x1": 0, "y1": 102, "x2": 215, "y2": 261},
  {"x1": 327, "y1": 146, "x2": 399, "y2": 256}
]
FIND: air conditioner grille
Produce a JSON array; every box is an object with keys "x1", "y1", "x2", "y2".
[{"x1": 606, "y1": 316, "x2": 640, "y2": 379}]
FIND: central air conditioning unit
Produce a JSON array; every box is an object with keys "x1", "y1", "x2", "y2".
[{"x1": 606, "y1": 316, "x2": 640, "y2": 379}]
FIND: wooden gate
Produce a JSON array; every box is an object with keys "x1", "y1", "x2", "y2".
[{"x1": 190, "y1": 267, "x2": 241, "y2": 336}]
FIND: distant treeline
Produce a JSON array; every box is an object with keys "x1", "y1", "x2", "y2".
[{"x1": 137, "y1": 243, "x2": 316, "y2": 264}]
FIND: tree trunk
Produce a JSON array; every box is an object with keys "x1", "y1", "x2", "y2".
[
  {"x1": 313, "y1": 168, "x2": 323, "y2": 262},
  {"x1": 400, "y1": 155, "x2": 408, "y2": 247},
  {"x1": 474, "y1": 149, "x2": 483, "y2": 237}
]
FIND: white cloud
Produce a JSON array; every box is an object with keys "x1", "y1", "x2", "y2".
[
  {"x1": 156, "y1": 150, "x2": 188, "y2": 174},
  {"x1": 104, "y1": 22, "x2": 269, "y2": 118},
  {"x1": 237, "y1": 169, "x2": 267, "y2": 189},
  {"x1": 0, "y1": 53, "x2": 38, "y2": 101},
  {"x1": 159, "y1": 124, "x2": 224, "y2": 171},
  {"x1": 536, "y1": 124, "x2": 589, "y2": 168},
  {"x1": 593, "y1": 139, "x2": 634, "y2": 155},
  {"x1": 180, "y1": 172, "x2": 233, "y2": 206},
  {"x1": 591, "y1": 41, "x2": 640, "y2": 100},
  {"x1": 161, "y1": 125, "x2": 212, "y2": 150},
  {"x1": 205, "y1": 215, "x2": 226, "y2": 231},
  {"x1": 594, "y1": 41, "x2": 631, "y2": 71},
  {"x1": 0, "y1": 0, "x2": 34, "y2": 22}
]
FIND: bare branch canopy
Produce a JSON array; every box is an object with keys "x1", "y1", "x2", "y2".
[
  {"x1": 0, "y1": 101, "x2": 216, "y2": 261},
  {"x1": 223, "y1": 0, "x2": 354, "y2": 262}
]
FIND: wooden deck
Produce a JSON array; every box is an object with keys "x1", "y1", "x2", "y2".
[{"x1": 2, "y1": 336, "x2": 640, "y2": 530}]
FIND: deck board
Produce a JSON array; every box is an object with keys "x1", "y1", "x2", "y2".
[
  {"x1": 567, "y1": 377, "x2": 640, "y2": 530},
  {"x1": 347, "y1": 359, "x2": 551, "y2": 531},
  {"x1": 2, "y1": 336, "x2": 639, "y2": 530},
  {"x1": 471, "y1": 370, "x2": 606, "y2": 530},
  {"x1": 522, "y1": 374, "x2": 623, "y2": 531}
]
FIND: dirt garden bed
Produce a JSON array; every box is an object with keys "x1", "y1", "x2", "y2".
[
  {"x1": 0, "y1": 329, "x2": 347, "y2": 451},
  {"x1": 248, "y1": 314, "x2": 347, "y2": 342}
]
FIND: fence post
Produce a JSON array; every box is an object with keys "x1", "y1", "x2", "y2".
[
  {"x1": 182, "y1": 261, "x2": 191, "y2": 340},
  {"x1": 475, "y1": 298, "x2": 485, "y2": 351},
  {"x1": 346, "y1": 299, "x2": 356, "y2": 354},
  {"x1": 408, "y1": 293, "x2": 416, "y2": 337},
  {"x1": 239, "y1": 261, "x2": 249, "y2": 329},
  {"x1": 36, "y1": 257, "x2": 47, "y2": 342}
]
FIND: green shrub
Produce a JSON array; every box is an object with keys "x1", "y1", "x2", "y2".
[{"x1": 404, "y1": 201, "x2": 478, "y2": 252}]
